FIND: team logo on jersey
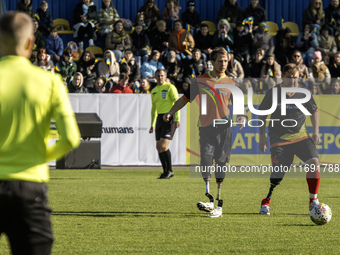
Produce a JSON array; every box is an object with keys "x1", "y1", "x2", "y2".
[{"x1": 161, "y1": 90, "x2": 167, "y2": 99}]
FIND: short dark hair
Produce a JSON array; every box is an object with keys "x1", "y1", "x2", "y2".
[
  {"x1": 174, "y1": 19, "x2": 184, "y2": 27},
  {"x1": 210, "y1": 47, "x2": 228, "y2": 62},
  {"x1": 199, "y1": 23, "x2": 209, "y2": 29},
  {"x1": 192, "y1": 48, "x2": 201, "y2": 54},
  {"x1": 155, "y1": 68, "x2": 166, "y2": 75},
  {"x1": 63, "y1": 48, "x2": 73, "y2": 56}
]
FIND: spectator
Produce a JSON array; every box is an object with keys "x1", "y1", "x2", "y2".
[
  {"x1": 33, "y1": 48, "x2": 54, "y2": 73},
  {"x1": 162, "y1": 50, "x2": 182, "y2": 89},
  {"x1": 45, "y1": 26, "x2": 64, "y2": 63},
  {"x1": 259, "y1": 54, "x2": 281, "y2": 92},
  {"x1": 324, "y1": 0, "x2": 340, "y2": 35},
  {"x1": 194, "y1": 23, "x2": 213, "y2": 61},
  {"x1": 15, "y1": 0, "x2": 34, "y2": 18},
  {"x1": 261, "y1": 54, "x2": 281, "y2": 80},
  {"x1": 77, "y1": 50, "x2": 97, "y2": 88},
  {"x1": 36, "y1": 1, "x2": 53, "y2": 35},
  {"x1": 168, "y1": 20, "x2": 195, "y2": 63},
  {"x1": 290, "y1": 50, "x2": 310, "y2": 82},
  {"x1": 245, "y1": 48, "x2": 266, "y2": 78},
  {"x1": 303, "y1": 0, "x2": 325, "y2": 34},
  {"x1": 139, "y1": 78, "x2": 151, "y2": 93},
  {"x1": 243, "y1": 0, "x2": 266, "y2": 31},
  {"x1": 149, "y1": 20, "x2": 169, "y2": 57},
  {"x1": 183, "y1": 48, "x2": 207, "y2": 80},
  {"x1": 324, "y1": 78, "x2": 340, "y2": 93},
  {"x1": 98, "y1": 50, "x2": 120, "y2": 90},
  {"x1": 88, "y1": 77, "x2": 106, "y2": 93},
  {"x1": 253, "y1": 22, "x2": 275, "y2": 56},
  {"x1": 110, "y1": 73, "x2": 133, "y2": 93},
  {"x1": 275, "y1": 27, "x2": 295, "y2": 67},
  {"x1": 317, "y1": 24, "x2": 337, "y2": 64},
  {"x1": 296, "y1": 23, "x2": 319, "y2": 66},
  {"x1": 31, "y1": 19, "x2": 45, "y2": 62},
  {"x1": 239, "y1": 79, "x2": 253, "y2": 94},
  {"x1": 212, "y1": 19, "x2": 234, "y2": 50},
  {"x1": 309, "y1": 51, "x2": 331, "y2": 83},
  {"x1": 141, "y1": 50, "x2": 165, "y2": 84},
  {"x1": 233, "y1": 21, "x2": 254, "y2": 66},
  {"x1": 226, "y1": 51, "x2": 245, "y2": 80},
  {"x1": 131, "y1": 22, "x2": 150, "y2": 67},
  {"x1": 120, "y1": 49, "x2": 141, "y2": 91},
  {"x1": 97, "y1": 0, "x2": 120, "y2": 36},
  {"x1": 181, "y1": 76, "x2": 191, "y2": 92},
  {"x1": 335, "y1": 21, "x2": 340, "y2": 48},
  {"x1": 55, "y1": 49, "x2": 78, "y2": 84},
  {"x1": 134, "y1": 12, "x2": 148, "y2": 30},
  {"x1": 181, "y1": 1, "x2": 201, "y2": 36},
  {"x1": 73, "y1": 0, "x2": 97, "y2": 52},
  {"x1": 216, "y1": 0, "x2": 243, "y2": 29},
  {"x1": 162, "y1": 0, "x2": 181, "y2": 32},
  {"x1": 67, "y1": 72, "x2": 88, "y2": 93},
  {"x1": 138, "y1": 0, "x2": 161, "y2": 29},
  {"x1": 309, "y1": 82, "x2": 323, "y2": 94},
  {"x1": 328, "y1": 51, "x2": 340, "y2": 77},
  {"x1": 105, "y1": 20, "x2": 132, "y2": 62}
]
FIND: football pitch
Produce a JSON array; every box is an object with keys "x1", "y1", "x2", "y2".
[{"x1": 0, "y1": 167, "x2": 339, "y2": 254}]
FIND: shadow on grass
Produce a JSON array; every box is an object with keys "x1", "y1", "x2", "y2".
[
  {"x1": 280, "y1": 223, "x2": 315, "y2": 227},
  {"x1": 52, "y1": 211, "x2": 198, "y2": 218}
]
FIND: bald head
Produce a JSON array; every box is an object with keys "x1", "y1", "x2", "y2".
[{"x1": 0, "y1": 11, "x2": 35, "y2": 58}]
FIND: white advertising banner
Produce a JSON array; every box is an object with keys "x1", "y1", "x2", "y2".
[{"x1": 68, "y1": 94, "x2": 187, "y2": 166}]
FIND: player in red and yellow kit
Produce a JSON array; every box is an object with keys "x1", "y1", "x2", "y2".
[{"x1": 258, "y1": 63, "x2": 321, "y2": 215}]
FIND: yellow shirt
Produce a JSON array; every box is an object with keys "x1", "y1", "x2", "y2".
[
  {"x1": 150, "y1": 82, "x2": 180, "y2": 127},
  {"x1": 0, "y1": 56, "x2": 80, "y2": 182}
]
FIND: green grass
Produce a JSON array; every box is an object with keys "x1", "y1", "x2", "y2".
[{"x1": 0, "y1": 168, "x2": 339, "y2": 254}]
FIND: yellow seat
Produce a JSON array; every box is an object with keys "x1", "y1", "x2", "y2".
[
  {"x1": 282, "y1": 21, "x2": 300, "y2": 36},
  {"x1": 201, "y1": 21, "x2": 216, "y2": 36},
  {"x1": 266, "y1": 21, "x2": 279, "y2": 36},
  {"x1": 85, "y1": 46, "x2": 104, "y2": 62},
  {"x1": 53, "y1": 18, "x2": 74, "y2": 35}
]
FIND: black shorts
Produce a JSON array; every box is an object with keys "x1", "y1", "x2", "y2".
[
  {"x1": 270, "y1": 137, "x2": 319, "y2": 181},
  {"x1": 199, "y1": 125, "x2": 232, "y2": 165},
  {"x1": 0, "y1": 181, "x2": 53, "y2": 255},
  {"x1": 155, "y1": 114, "x2": 177, "y2": 141}
]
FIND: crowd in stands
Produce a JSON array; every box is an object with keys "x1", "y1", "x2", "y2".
[{"x1": 14, "y1": 0, "x2": 340, "y2": 95}]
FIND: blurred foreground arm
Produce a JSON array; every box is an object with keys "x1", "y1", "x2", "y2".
[{"x1": 46, "y1": 76, "x2": 80, "y2": 162}]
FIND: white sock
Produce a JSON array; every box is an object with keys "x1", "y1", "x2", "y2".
[
  {"x1": 89, "y1": 39, "x2": 94, "y2": 46},
  {"x1": 310, "y1": 193, "x2": 317, "y2": 199}
]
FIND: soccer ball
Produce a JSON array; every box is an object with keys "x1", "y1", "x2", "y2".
[{"x1": 310, "y1": 203, "x2": 332, "y2": 225}]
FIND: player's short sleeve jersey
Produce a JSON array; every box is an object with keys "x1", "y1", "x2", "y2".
[
  {"x1": 183, "y1": 72, "x2": 235, "y2": 127},
  {"x1": 259, "y1": 85, "x2": 318, "y2": 147}
]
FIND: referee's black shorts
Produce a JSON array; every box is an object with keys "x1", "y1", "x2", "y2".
[
  {"x1": 155, "y1": 114, "x2": 177, "y2": 141},
  {"x1": 0, "y1": 181, "x2": 53, "y2": 255}
]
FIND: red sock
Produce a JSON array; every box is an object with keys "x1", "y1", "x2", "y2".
[{"x1": 306, "y1": 169, "x2": 320, "y2": 197}]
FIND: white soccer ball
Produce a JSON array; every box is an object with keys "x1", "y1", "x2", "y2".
[{"x1": 310, "y1": 203, "x2": 332, "y2": 225}]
